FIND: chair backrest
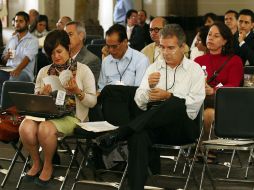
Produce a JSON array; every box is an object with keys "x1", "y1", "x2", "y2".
[
  {"x1": 86, "y1": 44, "x2": 104, "y2": 60},
  {"x1": 1, "y1": 81, "x2": 35, "y2": 110},
  {"x1": 214, "y1": 87, "x2": 254, "y2": 138},
  {"x1": 84, "y1": 35, "x2": 102, "y2": 45},
  {"x1": 91, "y1": 39, "x2": 106, "y2": 45}
]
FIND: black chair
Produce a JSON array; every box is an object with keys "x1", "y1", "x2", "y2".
[
  {"x1": 84, "y1": 35, "x2": 102, "y2": 45},
  {"x1": 91, "y1": 39, "x2": 106, "y2": 45},
  {"x1": 199, "y1": 87, "x2": 254, "y2": 190},
  {"x1": 0, "y1": 81, "x2": 35, "y2": 188},
  {"x1": 86, "y1": 44, "x2": 104, "y2": 60}
]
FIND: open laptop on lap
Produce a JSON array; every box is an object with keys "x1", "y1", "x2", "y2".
[{"x1": 9, "y1": 92, "x2": 72, "y2": 118}]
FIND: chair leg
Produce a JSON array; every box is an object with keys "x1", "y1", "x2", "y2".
[
  {"x1": 245, "y1": 148, "x2": 253, "y2": 179},
  {"x1": 173, "y1": 148, "x2": 182, "y2": 173},
  {"x1": 183, "y1": 147, "x2": 192, "y2": 175},
  {"x1": 1, "y1": 143, "x2": 24, "y2": 188},
  {"x1": 118, "y1": 163, "x2": 128, "y2": 190},
  {"x1": 16, "y1": 155, "x2": 30, "y2": 189},
  {"x1": 226, "y1": 149, "x2": 236, "y2": 179}
]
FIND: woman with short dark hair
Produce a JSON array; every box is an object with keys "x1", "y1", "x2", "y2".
[{"x1": 19, "y1": 29, "x2": 96, "y2": 187}]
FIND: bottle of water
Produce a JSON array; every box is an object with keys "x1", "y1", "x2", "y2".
[{"x1": 201, "y1": 65, "x2": 208, "y2": 81}]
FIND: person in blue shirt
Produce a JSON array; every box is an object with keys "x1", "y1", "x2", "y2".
[
  {"x1": 98, "y1": 24, "x2": 149, "y2": 93},
  {"x1": 113, "y1": 0, "x2": 133, "y2": 25},
  {"x1": 1, "y1": 11, "x2": 39, "y2": 92}
]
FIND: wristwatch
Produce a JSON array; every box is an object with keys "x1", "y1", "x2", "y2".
[{"x1": 76, "y1": 91, "x2": 84, "y2": 99}]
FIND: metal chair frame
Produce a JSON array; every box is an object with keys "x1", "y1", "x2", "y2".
[{"x1": 199, "y1": 87, "x2": 254, "y2": 190}]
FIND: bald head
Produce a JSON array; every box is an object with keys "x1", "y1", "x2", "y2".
[
  {"x1": 149, "y1": 17, "x2": 167, "y2": 44},
  {"x1": 56, "y1": 16, "x2": 72, "y2": 30}
]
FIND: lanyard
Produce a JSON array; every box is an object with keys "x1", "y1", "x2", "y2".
[
  {"x1": 116, "y1": 54, "x2": 133, "y2": 82},
  {"x1": 166, "y1": 64, "x2": 179, "y2": 90}
]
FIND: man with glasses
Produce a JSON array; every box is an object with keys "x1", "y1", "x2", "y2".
[
  {"x1": 97, "y1": 24, "x2": 205, "y2": 190},
  {"x1": 126, "y1": 9, "x2": 146, "y2": 51},
  {"x1": 98, "y1": 24, "x2": 149, "y2": 92},
  {"x1": 141, "y1": 17, "x2": 167, "y2": 64},
  {"x1": 233, "y1": 9, "x2": 254, "y2": 66}
]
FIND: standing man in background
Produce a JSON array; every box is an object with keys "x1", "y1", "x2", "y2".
[
  {"x1": 113, "y1": 0, "x2": 133, "y2": 25},
  {"x1": 138, "y1": 9, "x2": 152, "y2": 46}
]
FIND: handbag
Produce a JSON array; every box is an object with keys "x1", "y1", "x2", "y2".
[
  {"x1": 205, "y1": 55, "x2": 233, "y2": 108},
  {"x1": 0, "y1": 106, "x2": 25, "y2": 142}
]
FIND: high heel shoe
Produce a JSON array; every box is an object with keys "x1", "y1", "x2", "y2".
[{"x1": 23, "y1": 171, "x2": 40, "y2": 183}]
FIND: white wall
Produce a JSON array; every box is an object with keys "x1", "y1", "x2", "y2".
[
  {"x1": 98, "y1": 0, "x2": 114, "y2": 35},
  {"x1": 198, "y1": 0, "x2": 254, "y2": 15},
  {"x1": 59, "y1": 0, "x2": 74, "y2": 20}
]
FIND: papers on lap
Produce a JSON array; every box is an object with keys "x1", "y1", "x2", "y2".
[
  {"x1": 77, "y1": 121, "x2": 119, "y2": 133},
  {"x1": 0, "y1": 66, "x2": 15, "y2": 72},
  {"x1": 25, "y1": 115, "x2": 46, "y2": 122}
]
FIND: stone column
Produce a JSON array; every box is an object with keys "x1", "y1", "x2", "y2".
[
  {"x1": 167, "y1": 0, "x2": 197, "y2": 16},
  {"x1": 75, "y1": 0, "x2": 103, "y2": 36},
  {"x1": 44, "y1": 0, "x2": 59, "y2": 29}
]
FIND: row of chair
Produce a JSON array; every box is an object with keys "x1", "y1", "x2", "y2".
[{"x1": 1, "y1": 81, "x2": 254, "y2": 189}]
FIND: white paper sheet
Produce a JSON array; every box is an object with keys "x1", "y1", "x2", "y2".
[
  {"x1": 0, "y1": 66, "x2": 15, "y2": 72},
  {"x1": 43, "y1": 75, "x2": 65, "y2": 91},
  {"x1": 77, "y1": 121, "x2": 119, "y2": 133}
]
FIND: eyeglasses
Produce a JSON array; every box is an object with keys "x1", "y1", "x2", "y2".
[
  {"x1": 149, "y1": 27, "x2": 162, "y2": 33},
  {"x1": 106, "y1": 43, "x2": 121, "y2": 49}
]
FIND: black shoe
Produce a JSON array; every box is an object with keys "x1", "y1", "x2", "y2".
[
  {"x1": 23, "y1": 172, "x2": 40, "y2": 183},
  {"x1": 34, "y1": 177, "x2": 52, "y2": 187},
  {"x1": 96, "y1": 131, "x2": 119, "y2": 153}
]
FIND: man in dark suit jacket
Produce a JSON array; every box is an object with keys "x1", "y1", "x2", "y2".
[
  {"x1": 126, "y1": 9, "x2": 145, "y2": 51},
  {"x1": 138, "y1": 10, "x2": 152, "y2": 46},
  {"x1": 65, "y1": 21, "x2": 101, "y2": 84},
  {"x1": 233, "y1": 9, "x2": 254, "y2": 66}
]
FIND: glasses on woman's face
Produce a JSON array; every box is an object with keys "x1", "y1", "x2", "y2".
[{"x1": 149, "y1": 27, "x2": 162, "y2": 33}]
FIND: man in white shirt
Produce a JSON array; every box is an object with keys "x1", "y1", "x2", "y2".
[{"x1": 97, "y1": 24, "x2": 205, "y2": 190}]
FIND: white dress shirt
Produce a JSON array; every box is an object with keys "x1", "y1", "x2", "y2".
[{"x1": 134, "y1": 56, "x2": 205, "y2": 120}]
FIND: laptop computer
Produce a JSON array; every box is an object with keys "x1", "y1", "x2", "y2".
[{"x1": 9, "y1": 92, "x2": 72, "y2": 118}]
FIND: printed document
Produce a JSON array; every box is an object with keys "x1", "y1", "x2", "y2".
[
  {"x1": 43, "y1": 75, "x2": 65, "y2": 91},
  {"x1": 77, "y1": 121, "x2": 119, "y2": 133}
]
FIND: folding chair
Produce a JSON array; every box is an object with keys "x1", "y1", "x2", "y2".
[
  {"x1": 0, "y1": 81, "x2": 35, "y2": 188},
  {"x1": 199, "y1": 87, "x2": 254, "y2": 190}
]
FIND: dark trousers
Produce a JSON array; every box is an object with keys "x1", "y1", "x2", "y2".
[
  {"x1": 126, "y1": 96, "x2": 199, "y2": 190},
  {"x1": 97, "y1": 85, "x2": 199, "y2": 190}
]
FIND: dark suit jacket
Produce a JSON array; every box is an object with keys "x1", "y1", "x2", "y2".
[
  {"x1": 75, "y1": 46, "x2": 101, "y2": 85},
  {"x1": 233, "y1": 31, "x2": 254, "y2": 66},
  {"x1": 141, "y1": 23, "x2": 153, "y2": 46},
  {"x1": 129, "y1": 25, "x2": 146, "y2": 51}
]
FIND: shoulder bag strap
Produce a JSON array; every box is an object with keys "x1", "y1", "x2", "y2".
[{"x1": 207, "y1": 55, "x2": 233, "y2": 84}]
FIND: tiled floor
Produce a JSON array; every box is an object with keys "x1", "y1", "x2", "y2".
[{"x1": 0, "y1": 141, "x2": 254, "y2": 190}]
